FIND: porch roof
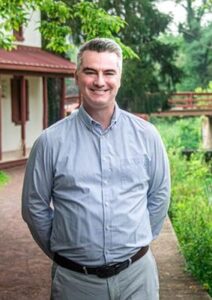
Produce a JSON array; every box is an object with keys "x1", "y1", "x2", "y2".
[{"x1": 0, "y1": 45, "x2": 76, "y2": 76}]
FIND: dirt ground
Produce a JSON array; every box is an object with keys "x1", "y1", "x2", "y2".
[{"x1": 0, "y1": 166, "x2": 211, "y2": 300}]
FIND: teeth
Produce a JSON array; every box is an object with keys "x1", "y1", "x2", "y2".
[
  {"x1": 92, "y1": 90, "x2": 107, "y2": 93},
  {"x1": 92, "y1": 89, "x2": 106, "y2": 91}
]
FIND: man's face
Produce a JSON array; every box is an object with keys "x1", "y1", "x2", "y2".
[{"x1": 75, "y1": 50, "x2": 121, "y2": 111}]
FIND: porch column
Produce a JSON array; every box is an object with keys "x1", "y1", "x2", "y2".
[
  {"x1": 60, "y1": 77, "x2": 65, "y2": 119},
  {"x1": 202, "y1": 116, "x2": 212, "y2": 150},
  {"x1": 43, "y1": 76, "x2": 48, "y2": 129},
  {"x1": 20, "y1": 76, "x2": 26, "y2": 157},
  {"x1": 0, "y1": 75, "x2": 2, "y2": 161}
]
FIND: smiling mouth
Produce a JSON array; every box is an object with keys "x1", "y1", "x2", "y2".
[{"x1": 90, "y1": 89, "x2": 109, "y2": 94}]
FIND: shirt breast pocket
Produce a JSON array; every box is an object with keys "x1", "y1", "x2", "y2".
[{"x1": 120, "y1": 155, "x2": 149, "y2": 189}]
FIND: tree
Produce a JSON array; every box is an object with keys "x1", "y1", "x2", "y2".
[
  {"x1": 83, "y1": 0, "x2": 183, "y2": 112},
  {"x1": 18, "y1": 0, "x2": 182, "y2": 113},
  {"x1": 0, "y1": 0, "x2": 139, "y2": 124},
  {"x1": 0, "y1": 0, "x2": 137, "y2": 59},
  {"x1": 0, "y1": 0, "x2": 183, "y2": 113},
  {"x1": 175, "y1": 0, "x2": 212, "y2": 90}
]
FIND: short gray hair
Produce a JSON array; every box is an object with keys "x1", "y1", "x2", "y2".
[{"x1": 77, "y1": 38, "x2": 123, "y2": 71}]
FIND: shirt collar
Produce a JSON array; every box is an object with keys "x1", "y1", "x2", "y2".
[{"x1": 78, "y1": 103, "x2": 121, "y2": 133}]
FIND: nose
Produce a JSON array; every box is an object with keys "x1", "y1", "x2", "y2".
[{"x1": 93, "y1": 73, "x2": 105, "y2": 87}]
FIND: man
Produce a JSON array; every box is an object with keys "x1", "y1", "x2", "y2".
[{"x1": 22, "y1": 38, "x2": 170, "y2": 300}]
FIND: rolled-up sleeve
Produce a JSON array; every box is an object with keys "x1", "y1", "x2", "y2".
[
  {"x1": 22, "y1": 132, "x2": 54, "y2": 258},
  {"x1": 147, "y1": 127, "x2": 171, "y2": 239}
]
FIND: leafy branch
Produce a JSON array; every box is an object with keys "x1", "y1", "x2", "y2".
[{"x1": 0, "y1": 0, "x2": 138, "y2": 59}]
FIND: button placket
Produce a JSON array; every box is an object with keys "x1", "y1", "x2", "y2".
[{"x1": 100, "y1": 135, "x2": 112, "y2": 262}]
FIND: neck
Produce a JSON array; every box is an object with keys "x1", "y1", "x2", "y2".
[{"x1": 83, "y1": 104, "x2": 115, "y2": 129}]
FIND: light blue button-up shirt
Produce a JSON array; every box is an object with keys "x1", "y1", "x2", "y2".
[{"x1": 22, "y1": 104, "x2": 170, "y2": 266}]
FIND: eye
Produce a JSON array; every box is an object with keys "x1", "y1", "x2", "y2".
[
  {"x1": 105, "y1": 71, "x2": 116, "y2": 76},
  {"x1": 84, "y1": 70, "x2": 96, "y2": 75}
]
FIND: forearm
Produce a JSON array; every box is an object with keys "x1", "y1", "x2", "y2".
[
  {"x1": 22, "y1": 204, "x2": 54, "y2": 258},
  {"x1": 148, "y1": 189, "x2": 170, "y2": 239},
  {"x1": 147, "y1": 127, "x2": 171, "y2": 239},
  {"x1": 22, "y1": 132, "x2": 54, "y2": 258}
]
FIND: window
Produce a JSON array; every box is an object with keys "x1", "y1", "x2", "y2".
[{"x1": 11, "y1": 76, "x2": 29, "y2": 125}]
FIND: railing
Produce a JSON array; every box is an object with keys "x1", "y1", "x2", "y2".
[{"x1": 168, "y1": 92, "x2": 212, "y2": 110}]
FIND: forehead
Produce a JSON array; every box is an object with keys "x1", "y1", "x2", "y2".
[{"x1": 80, "y1": 50, "x2": 120, "y2": 70}]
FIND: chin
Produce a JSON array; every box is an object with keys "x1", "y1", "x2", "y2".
[{"x1": 88, "y1": 97, "x2": 108, "y2": 105}]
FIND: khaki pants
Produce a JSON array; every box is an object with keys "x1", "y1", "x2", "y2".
[{"x1": 51, "y1": 249, "x2": 159, "y2": 300}]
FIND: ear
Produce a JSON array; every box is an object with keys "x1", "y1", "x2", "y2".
[
  {"x1": 118, "y1": 75, "x2": 121, "y2": 89},
  {"x1": 74, "y1": 70, "x2": 79, "y2": 85}
]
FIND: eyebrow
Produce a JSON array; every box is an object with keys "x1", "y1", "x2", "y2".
[
  {"x1": 82, "y1": 67, "x2": 117, "y2": 73},
  {"x1": 82, "y1": 67, "x2": 96, "y2": 72}
]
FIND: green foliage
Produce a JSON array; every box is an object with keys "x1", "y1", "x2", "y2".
[
  {"x1": 72, "y1": 2, "x2": 139, "y2": 59},
  {"x1": 168, "y1": 151, "x2": 212, "y2": 295},
  {"x1": 205, "y1": 0, "x2": 212, "y2": 10},
  {"x1": 159, "y1": 1, "x2": 212, "y2": 92},
  {"x1": 0, "y1": 0, "x2": 72, "y2": 52},
  {"x1": 39, "y1": 0, "x2": 72, "y2": 53},
  {"x1": 0, "y1": 0, "x2": 183, "y2": 113},
  {"x1": 0, "y1": 0, "x2": 138, "y2": 59},
  {"x1": 74, "y1": 2, "x2": 124, "y2": 37},
  {"x1": 150, "y1": 117, "x2": 202, "y2": 149},
  {"x1": 0, "y1": 33, "x2": 16, "y2": 51},
  {"x1": 95, "y1": 0, "x2": 183, "y2": 113},
  {"x1": 175, "y1": 0, "x2": 212, "y2": 90},
  {"x1": 178, "y1": 23, "x2": 212, "y2": 90},
  {"x1": 152, "y1": 116, "x2": 212, "y2": 295},
  {"x1": 0, "y1": 0, "x2": 30, "y2": 50},
  {"x1": 195, "y1": 81, "x2": 212, "y2": 93},
  {"x1": 0, "y1": 171, "x2": 9, "y2": 187}
]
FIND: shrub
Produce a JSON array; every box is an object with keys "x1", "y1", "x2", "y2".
[
  {"x1": 0, "y1": 171, "x2": 9, "y2": 187},
  {"x1": 151, "y1": 117, "x2": 212, "y2": 295},
  {"x1": 169, "y1": 152, "x2": 212, "y2": 295},
  {"x1": 150, "y1": 116, "x2": 202, "y2": 150}
]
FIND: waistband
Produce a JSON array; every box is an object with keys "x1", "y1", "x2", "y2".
[{"x1": 53, "y1": 245, "x2": 149, "y2": 279}]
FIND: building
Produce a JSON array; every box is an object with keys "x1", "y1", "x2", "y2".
[{"x1": 0, "y1": 11, "x2": 77, "y2": 169}]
